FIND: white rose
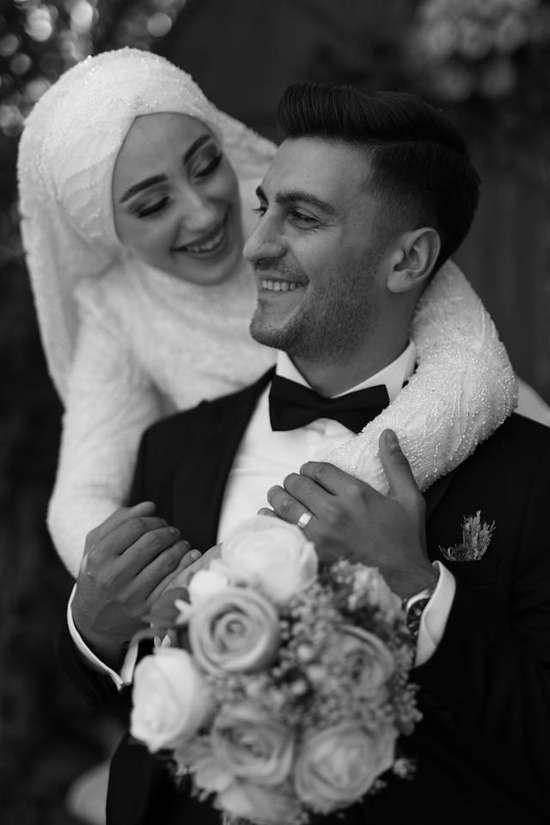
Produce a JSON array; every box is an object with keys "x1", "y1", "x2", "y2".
[
  {"x1": 328, "y1": 626, "x2": 395, "y2": 698},
  {"x1": 189, "y1": 587, "x2": 279, "y2": 675},
  {"x1": 188, "y1": 568, "x2": 230, "y2": 605},
  {"x1": 221, "y1": 515, "x2": 318, "y2": 604},
  {"x1": 212, "y1": 704, "x2": 294, "y2": 786},
  {"x1": 295, "y1": 723, "x2": 396, "y2": 814},
  {"x1": 130, "y1": 648, "x2": 213, "y2": 752},
  {"x1": 217, "y1": 780, "x2": 301, "y2": 825}
]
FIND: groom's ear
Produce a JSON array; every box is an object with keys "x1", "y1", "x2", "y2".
[{"x1": 386, "y1": 227, "x2": 441, "y2": 295}]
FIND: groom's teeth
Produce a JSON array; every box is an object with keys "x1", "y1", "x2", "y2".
[{"x1": 261, "y1": 280, "x2": 300, "y2": 292}]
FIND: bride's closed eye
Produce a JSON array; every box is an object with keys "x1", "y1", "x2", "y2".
[
  {"x1": 131, "y1": 195, "x2": 171, "y2": 219},
  {"x1": 190, "y1": 152, "x2": 223, "y2": 179}
]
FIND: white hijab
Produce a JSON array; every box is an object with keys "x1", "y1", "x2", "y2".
[{"x1": 17, "y1": 47, "x2": 275, "y2": 401}]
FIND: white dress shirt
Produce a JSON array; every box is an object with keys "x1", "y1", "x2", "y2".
[{"x1": 69, "y1": 342, "x2": 455, "y2": 687}]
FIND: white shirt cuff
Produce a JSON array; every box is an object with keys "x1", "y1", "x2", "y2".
[
  {"x1": 66, "y1": 584, "x2": 137, "y2": 690},
  {"x1": 415, "y1": 561, "x2": 456, "y2": 667}
]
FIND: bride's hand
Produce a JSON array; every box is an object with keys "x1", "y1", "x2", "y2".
[
  {"x1": 167, "y1": 542, "x2": 222, "y2": 589},
  {"x1": 144, "y1": 544, "x2": 222, "y2": 636},
  {"x1": 146, "y1": 543, "x2": 222, "y2": 636}
]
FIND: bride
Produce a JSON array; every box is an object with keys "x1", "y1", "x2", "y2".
[{"x1": 18, "y1": 47, "x2": 519, "y2": 578}]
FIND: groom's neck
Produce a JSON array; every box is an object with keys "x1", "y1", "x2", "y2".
[{"x1": 290, "y1": 333, "x2": 409, "y2": 397}]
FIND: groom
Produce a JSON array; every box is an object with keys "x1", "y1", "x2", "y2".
[{"x1": 64, "y1": 84, "x2": 550, "y2": 824}]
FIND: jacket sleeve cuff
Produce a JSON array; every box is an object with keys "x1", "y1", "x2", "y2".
[{"x1": 67, "y1": 584, "x2": 137, "y2": 689}]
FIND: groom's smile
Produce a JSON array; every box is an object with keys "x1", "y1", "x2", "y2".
[
  {"x1": 253, "y1": 264, "x2": 310, "y2": 336},
  {"x1": 259, "y1": 278, "x2": 301, "y2": 293}
]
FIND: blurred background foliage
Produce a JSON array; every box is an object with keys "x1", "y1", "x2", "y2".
[{"x1": 1, "y1": 0, "x2": 549, "y2": 822}]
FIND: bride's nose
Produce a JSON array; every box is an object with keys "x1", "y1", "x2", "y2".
[{"x1": 177, "y1": 185, "x2": 219, "y2": 232}]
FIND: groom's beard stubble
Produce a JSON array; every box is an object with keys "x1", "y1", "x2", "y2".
[{"x1": 249, "y1": 253, "x2": 381, "y2": 366}]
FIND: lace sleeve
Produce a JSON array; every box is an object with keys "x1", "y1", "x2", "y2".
[{"x1": 47, "y1": 307, "x2": 163, "y2": 577}]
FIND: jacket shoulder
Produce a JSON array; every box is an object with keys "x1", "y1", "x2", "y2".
[
  {"x1": 448, "y1": 413, "x2": 550, "y2": 499},
  {"x1": 130, "y1": 367, "x2": 275, "y2": 507},
  {"x1": 141, "y1": 366, "x2": 274, "y2": 451},
  {"x1": 477, "y1": 412, "x2": 550, "y2": 463}
]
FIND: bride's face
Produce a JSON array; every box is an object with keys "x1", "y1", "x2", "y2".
[{"x1": 112, "y1": 112, "x2": 243, "y2": 284}]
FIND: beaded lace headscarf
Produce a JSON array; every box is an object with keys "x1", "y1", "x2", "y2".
[{"x1": 17, "y1": 48, "x2": 276, "y2": 401}]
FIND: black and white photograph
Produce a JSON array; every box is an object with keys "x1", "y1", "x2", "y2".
[{"x1": 1, "y1": 2, "x2": 550, "y2": 824}]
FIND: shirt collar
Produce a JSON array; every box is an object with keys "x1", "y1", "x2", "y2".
[{"x1": 275, "y1": 341, "x2": 416, "y2": 403}]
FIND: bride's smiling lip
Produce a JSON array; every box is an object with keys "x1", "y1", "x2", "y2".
[{"x1": 172, "y1": 212, "x2": 229, "y2": 257}]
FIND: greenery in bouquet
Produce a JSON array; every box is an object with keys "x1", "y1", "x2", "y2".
[
  {"x1": 407, "y1": 0, "x2": 550, "y2": 154},
  {"x1": 129, "y1": 516, "x2": 420, "y2": 825}
]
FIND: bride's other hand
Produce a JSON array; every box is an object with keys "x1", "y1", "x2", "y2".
[
  {"x1": 145, "y1": 545, "x2": 222, "y2": 636},
  {"x1": 168, "y1": 543, "x2": 222, "y2": 589}
]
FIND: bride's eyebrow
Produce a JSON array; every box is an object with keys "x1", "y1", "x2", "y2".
[
  {"x1": 120, "y1": 174, "x2": 166, "y2": 202},
  {"x1": 120, "y1": 134, "x2": 217, "y2": 203},
  {"x1": 183, "y1": 133, "x2": 215, "y2": 164}
]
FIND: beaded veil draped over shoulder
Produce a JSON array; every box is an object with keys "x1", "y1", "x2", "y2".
[{"x1": 17, "y1": 48, "x2": 517, "y2": 575}]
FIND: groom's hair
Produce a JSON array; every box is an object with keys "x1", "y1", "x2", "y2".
[{"x1": 277, "y1": 83, "x2": 480, "y2": 269}]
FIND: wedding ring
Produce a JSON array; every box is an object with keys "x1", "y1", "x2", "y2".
[{"x1": 297, "y1": 510, "x2": 313, "y2": 530}]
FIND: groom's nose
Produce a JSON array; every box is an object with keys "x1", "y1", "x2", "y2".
[{"x1": 243, "y1": 216, "x2": 286, "y2": 264}]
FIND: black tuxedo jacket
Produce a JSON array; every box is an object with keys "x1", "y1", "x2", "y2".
[{"x1": 61, "y1": 370, "x2": 550, "y2": 825}]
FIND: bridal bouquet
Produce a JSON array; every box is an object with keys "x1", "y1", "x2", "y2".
[{"x1": 130, "y1": 516, "x2": 420, "y2": 825}]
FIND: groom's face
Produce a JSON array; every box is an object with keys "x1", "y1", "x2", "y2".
[{"x1": 244, "y1": 137, "x2": 392, "y2": 362}]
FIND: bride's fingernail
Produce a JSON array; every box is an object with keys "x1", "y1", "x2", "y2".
[{"x1": 190, "y1": 549, "x2": 201, "y2": 560}]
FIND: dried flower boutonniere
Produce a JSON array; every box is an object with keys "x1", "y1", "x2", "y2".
[{"x1": 440, "y1": 511, "x2": 495, "y2": 562}]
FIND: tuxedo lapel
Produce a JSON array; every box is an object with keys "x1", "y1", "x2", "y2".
[
  {"x1": 171, "y1": 368, "x2": 275, "y2": 551},
  {"x1": 424, "y1": 468, "x2": 457, "y2": 567}
]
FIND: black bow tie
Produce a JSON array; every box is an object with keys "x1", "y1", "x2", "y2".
[{"x1": 269, "y1": 375, "x2": 390, "y2": 433}]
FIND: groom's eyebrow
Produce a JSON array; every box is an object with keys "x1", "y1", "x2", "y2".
[
  {"x1": 120, "y1": 135, "x2": 214, "y2": 202},
  {"x1": 255, "y1": 185, "x2": 336, "y2": 216}
]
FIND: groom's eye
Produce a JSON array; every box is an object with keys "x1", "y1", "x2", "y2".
[
  {"x1": 252, "y1": 204, "x2": 267, "y2": 217},
  {"x1": 289, "y1": 209, "x2": 318, "y2": 227}
]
